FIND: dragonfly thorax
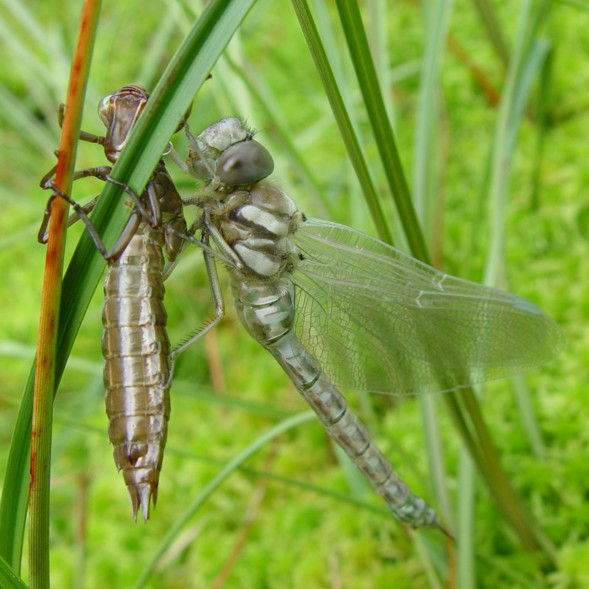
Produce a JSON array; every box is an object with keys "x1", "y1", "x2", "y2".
[{"x1": 207, "y1": 181, "x2": 302, "y2": 279}]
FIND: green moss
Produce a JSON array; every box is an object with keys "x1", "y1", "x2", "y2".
[{"x1": 0, "y1": 0, "x2": 585, "y2": 587}]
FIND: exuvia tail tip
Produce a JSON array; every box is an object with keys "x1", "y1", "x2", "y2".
[{"x1": 128, "y1": 483, "x2": 158, "y2": 521}]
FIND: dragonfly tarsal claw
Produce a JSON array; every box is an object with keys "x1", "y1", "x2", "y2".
[
  {"x1": 437, "y1": 523, "x2": 455, "y2": 541},
  {"x1": 165, "y1": 145, "x2": 188, "y2": 174}
]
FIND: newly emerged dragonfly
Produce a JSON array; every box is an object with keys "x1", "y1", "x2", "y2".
[
  {"x1": 175, "y1": 117, "x2": 562, "y2": 531},
  {"x1": 40, "y1": 85, "x2": 188, "y2": 520}
]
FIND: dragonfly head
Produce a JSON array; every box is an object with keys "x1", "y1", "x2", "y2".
[
  {"x1": 98, "y1": 85, "x2": 149, "y2": 163},
  {"x1": 186, "y1": 117, "x2": 274, "y2": 190}
]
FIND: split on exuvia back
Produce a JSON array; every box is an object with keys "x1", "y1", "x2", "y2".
[{"x1": 40, "y1": 90, "x2": 562, "y2": 531}]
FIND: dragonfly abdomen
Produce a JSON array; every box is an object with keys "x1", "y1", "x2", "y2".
[
  {"x1": 233, "y1": 278, "x2": 439, "y2": 529},
  {"x1": 102, "y1": 223, "x2": 171, "y2": 520}
]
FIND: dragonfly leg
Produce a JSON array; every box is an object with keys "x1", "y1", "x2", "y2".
[
  {"x1": 201, "y1": 211, "x2": 244, "y2": 269},
  {"x1": 39, "y1": 164, "x2": 115, "y2": 241},
  {"x1": 39, "y1": 161, "x2": 59, "y2": 190},
  {"x1": 161, "y1": 217, "x2": 198, "y2": 281},
  {"x1": 37, "y1": 193, "x2": 58, "y2": 243},
  {"x1": 39, "y1": 162, "x2": 163, "y2": 259},
  {"x1": 38, "y1": 193, "x2": 99, "y2": 244},
  {"x1": 55, "y1": 103, "x2": 106, "y2": 146},
  {"x1": 38, "y1": 184, "x2": 110, "y2": 257},
  {"x1": 166, "y1": 145, "x2": 189, "y2": 175},
  {"x1": 40, "y1": 164, "x2": 113, "y2": 191},
  {"x1": 105, "y1": 211, "x2": 143, "y2": 261},
  {"x1": 163, "y1": 224, "x2": 233, "y2": 269},
  {"x1": 39, "y1": 180, "x2": 144, "y2": 260},
  {"x1": 105, "y1": 175, "x2": 158, "y2": 226},
  {"x1": 143, "y1": 178, "x2": 162, "y2": 227},
  {"x1": 41, "y1": 158, "x2": 154, "y2": 230},
  {"x1": 167, "y1": 235, "x2": 226, "y2": 386},
  {"x1": 38, "y1": 99, "x2": 126, "y2": 242},
  {"x1": 162, "y1": 208, "x2": 242, "y2": 269}
]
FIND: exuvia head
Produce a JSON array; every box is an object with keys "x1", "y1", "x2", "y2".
[
  {"x1": 98, "y1": 85, "x2": 149, "y2": 163},
  {"x1": 98, "y1": 85, "x2": 191, "y2": 164}
]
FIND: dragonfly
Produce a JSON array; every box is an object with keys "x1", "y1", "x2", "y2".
[
  {"x1": 174, "y1": 117, "x2": 562, "y2": 531},
  {"x1": 40, "y1": 84, "x2": 188, "y2": 520}
]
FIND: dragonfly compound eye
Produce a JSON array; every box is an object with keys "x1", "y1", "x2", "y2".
[{"x1": 217, "y1": 140, "x2": 274, "y2": 186}]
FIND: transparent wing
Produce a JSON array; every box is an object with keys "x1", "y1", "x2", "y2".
[{"x1": 291, "y1": 218, "x2": 563, "y2": 395}]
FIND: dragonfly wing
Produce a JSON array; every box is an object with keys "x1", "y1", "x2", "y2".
[{"x1": 291, "y1": 218, "x2": 562, "y2": 395}]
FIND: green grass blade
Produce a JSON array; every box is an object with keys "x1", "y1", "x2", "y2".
[
  {"x1": 291, "y1": 0, "x2": 394, "y2": 244},
  {"x1": 456, "y1": 452, "x2": 476, "y2": 589},
  {"x1": 0, "y1": 369, "x2": 33, "y2": 571},
  {"x1": 529, "y1": 42, "x2": 554, "y2": 210},
  {"x1": 483, "y1": 1, "x2": 552, "y2": 462},
  {"x1": 27, "y1": 1, "x2": 102, "y2": 585},
  {"x1": 478, "y1": 0, "x2": 556, "y2": 559},
  {"x1": 412, "y1": 0, "x2": 454, "y2": 231},
  {"x1": 334, "y1": 0, "x2": 428, "y2": 258},
  {"x1": 412, "y1": 0, "x2": 455, "y2": 536},
  {"x1": 471, "y1": 0, "x2": 510, "y2": 68},
  {"x1": 485, "y1": 7, "x2": 551, "y2": 283},
  {"x1": 0, "y1": 555, "x2": 27, "y2": 589},
  {"x1": 512, "y1": 373, "x2": 546, "y2": 458}
]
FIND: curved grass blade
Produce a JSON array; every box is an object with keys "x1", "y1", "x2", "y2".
[
  {"x1": 474, "y1": 0, "x2": 557, "y2": 562},
  {"x1": 408, "y1": 0, "x2": 455, "y2": 537},
  {"x1": 133, "y1": 412, "x2": 316, "y2": 588},
  {"x1": 0, "y1": 555, "x2": 27, "y2": 589},
  {"x1": 333, "y1": 0, "x2": 429, "y2": 257},
  {"x1": 0, "y1": 0, "x2": 257, "y2": 573}
]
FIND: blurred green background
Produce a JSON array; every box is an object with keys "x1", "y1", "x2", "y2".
[{"x1": 0, "y1": 0, "x2": 587, "y2": 587}]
